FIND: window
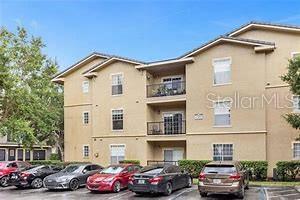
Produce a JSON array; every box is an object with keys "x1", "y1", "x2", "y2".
[
  {"x1": 293, "y1": 143, "x2": 300, "y2": 159},
  {"x1": 213, "y1": 144, "x2": 233, "y2": 161},
  {"x1": 33, "y1": 150, "x2": 46, "y2": 160},
  {"x1": 110, "y1": 144, "x2": 125, "y2": 164},
  {"x1": 214, "y1": 101, "x2": 231, "y2": 126},
  {"x1": 0, "y1": 149, "x2": 5, "y2": 161},
  {"x1": 111, "y1": 73, "x2": 123, "y2": 95},
  {"x1": 17, "y1": 149, "x2": 23, "y2": 161},
  {"x1": 82, "y1": 81, "x2": 89, "y2": 93},
  {"x1": 213, "y1": 57, "x2": 231, "y2": 85},
  {"x1": 293, "y1": 96, "x2": 300, "y2": 113},
  {"x1": 112, "y1": 109, "x2": 123, "y2": 130},
  {"x1": 83, "y1": 112, "x2": 90, "y2": 124},
  {"x1": 25, "y1": 150, "x2": 31, "y2": 161},
  {"x1": 83, "y1": 145, "x2": 89, "y2": 158}
]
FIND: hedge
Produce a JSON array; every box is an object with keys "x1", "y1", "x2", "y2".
[
  {"x1": 178, "y1": 160, "x2": 211, "y2": 178},
  {"x1": 178, "y1": 160, "x2": 268, "y2": 180},
  {"x1": 276, "y1": 161, "x2": 300, "y2": 181},
  {"x1": 119, "y1": 160, "x2": 140, "y2": 165},
  {"x1": 49, "y1": 153, "x2": 60, "y2": 161},
  {"x1": 240, "y1": 161, "x2": 268, "y2": 180}
]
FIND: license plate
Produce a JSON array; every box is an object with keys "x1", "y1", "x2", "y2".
[
  {"x1": 213, "y1": 179, "x2": 221, "y2": 184},
  {"x1": 11, "y1": 175, "x2": 17, "y2": 179},
  {"x1": 138, "y1": 179, "x2": 145, "y2": 184},
  {"x1": 47, "y1": 180, "x2": 53, "y2": 182}
]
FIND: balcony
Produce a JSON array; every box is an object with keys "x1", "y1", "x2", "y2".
[
  {"x1": 147, "y1": 81, "x2": 186, "y2": 98},
  {"x1": 147, "y1": 120, "x2": 186, "y2": 135}
]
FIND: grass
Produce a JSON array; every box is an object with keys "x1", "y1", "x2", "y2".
[{"x1": 193, "y1": 179, "x2": 300, "y2": 187}]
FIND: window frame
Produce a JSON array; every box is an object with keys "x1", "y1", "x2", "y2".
[
  {"x1": 292, "y1": 95, "x2": 300, "y2": 113},
  {"x1": 292, "y1": 142, "x2": 300, "y2": 160},
  {"x1": 212, "y1": 57, "x2": 232, "y2": 86},
  {"x1": 111, "y1": 109, "x2": 124, "y2": 131},
  {"x1": 213, "y1": 100, "x2": 232, "y2": 127},
  {"x1": 110, "y1": 144, "x2": 126, "y2": 164},
  {"x1": 111, "y1": 73, "x2": 124, "y2": 96},
  {"x1": 82, "y1": 111, "x2": 90, "y2": 125},
  {"x1": 212, "y1": 143, "x2": 234, "y2": 161},
  {"x1": 82, "y1": 80, "x2": 89, "y2": 93},
  {"x1": 83, "y1": 145, "x2": 90, "y2": 158}
]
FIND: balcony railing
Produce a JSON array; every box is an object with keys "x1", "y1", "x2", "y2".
[
  {"x1": 147, "y1": 160, "x2": 179, "y2": 166},
  {"x1": 147, "y1": 81, "x2": 186, "y2": 98},
  {"x1": 147, "y1": 120, "x2": 186, "y2": 135}
]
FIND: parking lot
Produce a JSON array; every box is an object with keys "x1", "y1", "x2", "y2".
[
  {"x1": 0, "y1": 185, "x2": 263, "y2": 200},
  {"x1": 264, "y1": 187, "x2": 300, "y2": 200}
]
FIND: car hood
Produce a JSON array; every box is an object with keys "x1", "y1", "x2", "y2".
[
  {"x1": 45, "y1": 172, "x2": 77, "y2": 180},
  {"x1": 88, "y1": 173, "x2": 116, "y2": 182}
]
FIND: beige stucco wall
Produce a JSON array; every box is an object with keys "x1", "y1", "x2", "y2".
[{"x1": 186, "y1": 43, "x2": 267, "y2": 133}]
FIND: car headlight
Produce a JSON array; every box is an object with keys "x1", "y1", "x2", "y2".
[{"x1": 103, "y1": 177, "x2": 114, "y2": 182}]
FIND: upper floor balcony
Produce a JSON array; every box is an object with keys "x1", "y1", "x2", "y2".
[
  {"x1": 147, "y1": 81, "x2": 186, "y2": 98},
  {"x1": 147, "y1": 120, "x2": 186, "y2": 135}
]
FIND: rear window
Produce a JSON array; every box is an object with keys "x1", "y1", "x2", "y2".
[
  {"x1": 0, "y1": 162, "x2": 7, "y2": 169},
  {"x1": 141, "y1": 166, "x2": 164, "y2": 174},
  {"x1": 203, "y1": 165, "x2": 236, "y2": 174}
]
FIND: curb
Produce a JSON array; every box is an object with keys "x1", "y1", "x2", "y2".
[{"x1": 295, "y1": 186, "x2": 300, "y2": 192}]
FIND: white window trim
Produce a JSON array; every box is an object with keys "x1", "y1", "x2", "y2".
[
  {"x1": 291, "y1": 52, "x2": 300, "y2": 58},
  {"x1": 16, "y1": 148, "x2": 24, "y2": 161},
  {"x1": 212, "y1": 143, "x2": 234, "y2": 161},
  {"x1": 110, "y1": 144, "x2": 126, "y2": 164},
  {"x1": 82, "y1": 81, "x2": 89, "y2": 93},
  {"x1": 292, "y1": 95, "x2": 300, "y2": 113},
  {"x1": 213, "y1": 100, "x2": 232, "y2": 127},
  {"x1": 292, "y1": 141, "x2": 300, "y2": 160},
  {"x1": 82, "y1": 111, "x2": 90, "y2": 125},
  {"x1": 82, "y1": 145, "x2": 90, "y2": 158},
  {"x1": 161, "y1": 75, "x2": 184, "y2": 83},
  {"x1": 110, "y1": 73, "x2": 124, "y2": 96},
  {"x1": 212, "y1": 57, "x2": 232, "y2": 86},
  {"x1": 111, "y1": 108, "x2": 124, "y2": 132}
]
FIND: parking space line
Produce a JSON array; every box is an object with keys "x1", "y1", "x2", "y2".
[
  {"x1": 167, "y1": 188, "x2": 195, "y2": 200},
  {"x1": 108, "y1": 191, "x2": 132, "y2": 200},
  {"x1": 268, "y1": 189, "x2": 296, "y2": 194},
  {"x1": 268, "y1": 193, "x2": 300, "y2": 198}
]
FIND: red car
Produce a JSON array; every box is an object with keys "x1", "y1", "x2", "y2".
[
  {"x1": 87, "y1": 164, "x2": 141, "y2": 193},
  {"x1": 0, "y1": 161, "x2": 31, "y2": 187}
]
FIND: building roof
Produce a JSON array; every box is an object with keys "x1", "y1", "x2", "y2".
[
  {"x1": 180, "y1": 36, "x2": 275, "y2": 58},
  {"x1": 227, "y1": 21, "x2": 300, "y2": 37}
]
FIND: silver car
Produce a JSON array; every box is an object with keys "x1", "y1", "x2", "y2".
[{"x1": 43, "y1": 164, "x2": 103, "y2": 191}]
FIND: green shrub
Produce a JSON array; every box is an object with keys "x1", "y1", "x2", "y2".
[
  {"x1": 119, "y1": 160, "x2": 140, "y2": 165},
  {"x1": 49, "y1": 153, "x2": 60, "y2": 160},
  {"x1": 178, "y1": 160, "x2": 211, "y2": 178},
  {"x1": 240, "y1": 161, "x2": 268, "y2": 180},
  {"x1": 276, "y1": 161, "x2": 300, "y2": 181}
]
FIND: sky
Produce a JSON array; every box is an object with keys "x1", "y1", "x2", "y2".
[{"x1": 1, "y1": 0, "x2": 300, "y2": 71}]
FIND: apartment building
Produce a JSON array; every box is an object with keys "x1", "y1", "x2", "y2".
[
  {"x1": 0, "y1": 135, "x2": 51, "y2": 161},
  {"x1": 52, "y1": 22, "x2": 300, "y2": 176}
]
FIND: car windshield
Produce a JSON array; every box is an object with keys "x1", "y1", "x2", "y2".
[
  {"x1": 203, "y1": 165, "x2": 236, "y2": 174},
  {"x1": 100, "y1": 166, "x2": 124, "y2": 174},
  {"x1": 62, "y1": 165, "x2": 80, "y2": 173},
  {"x1": 141, "y1": 166, "x2": 164, "y2": 174}
]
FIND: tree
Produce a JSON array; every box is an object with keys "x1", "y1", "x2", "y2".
[
  {"x1": 0, "y1": 27, "x2": 64, "y2": 159},
  {"x1": 281, "y1": 56, "x2": 300, "y2": 140}
]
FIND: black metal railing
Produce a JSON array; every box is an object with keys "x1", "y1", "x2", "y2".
[
  {"x1": 147, "y1": 120, "x2": 186, "y2": 135},
  {"x1": 147, "y1": 160, "x2": 179, "y2": 166},
  {"x1": 147, "y1": 81, "x2": 186, "y2": 98}
]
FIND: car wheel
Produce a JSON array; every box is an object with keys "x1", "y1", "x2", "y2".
[
  {"x1": 113, "y1": 181, "x2": 121, "y2": 193},
  {"x1": 187, "y1": 177, "x2": 192, "y2": 188},
  {"x1": 69, "y1": 179, "x2": 79, "y2": 191},
  {"x1": 163, "y1": 182, "x2": 173, "y2": 196},
  {"x1": 200, "y1": 192, "x2": 208, "y2": 197},
  {"x1": 237, "y1": 186, "x2": 245, "y2": 199},
  {"x1": 31, "y1": 177, "x2": 43, "y2": 189},
  {"x1": 0, "y1": 176, "x2": 9, "y2": 187}
]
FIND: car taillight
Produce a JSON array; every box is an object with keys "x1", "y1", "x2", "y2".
[
  {"x1": 148, "y1": 176, "x2": 163, "y2": 185},
  {"x1": 21, "y1": 172, "x2": 30, "y2": 179},
  {"x1": 199, "y1": 173, "x2": 206, "y2": 181},
  {"x1": 229, "y1": 173, "x2": 241, "y2": 181},
  {"x1": 128, "y1": 176, "x2": 134, "y2": 184}
]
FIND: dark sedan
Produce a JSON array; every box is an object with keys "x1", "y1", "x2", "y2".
[
  {"x1": 44, "y1": 164, "x2": 103, "y2": 191},
  {"x1": 8, "y1": 165, "x2": 62, "y2": 189},
  {"x1": 128, "y1": 164, "x2": 192, "y2": 196}
]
